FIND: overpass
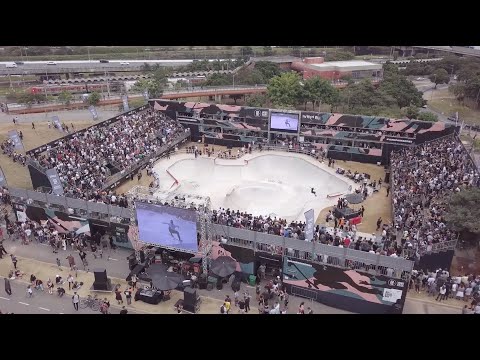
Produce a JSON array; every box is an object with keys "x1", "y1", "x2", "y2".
[
  {"x1": 0, "y1": 59, "x2": 208, "y2": 76},
  {"x1": 394, "y1": 46, "x2": 480, "y2": 58},
  {"x1": 6, "y1": 85, "x2": 268, "y2": 114},
  {"x1": 159, "y1": 85, "x2": 267, "y2": 100}
]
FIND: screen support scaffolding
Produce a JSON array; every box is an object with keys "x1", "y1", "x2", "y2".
[{"x1": 126, "y1": 186, "x2": 212, "y2": 274}]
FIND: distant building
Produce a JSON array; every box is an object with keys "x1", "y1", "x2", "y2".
[{"x1": 291, "y1": 57, "x2": 383, "y2": 82}]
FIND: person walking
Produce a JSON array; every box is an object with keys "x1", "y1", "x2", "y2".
[
  {"x1": 376, "y1": 217, "x2": 383, "y2": 231},
  {"x1": 4, "y1": 278, "x2": 12, "y2": 296},
  {"x1": 72, "y1": 292, "x2": 80, "y2": 311},
  {"x1": 10, "y1": 254, "x2": 17, "y2": 269},
  {"x1": 119, "y1": 306, "x2": 128, "y2": 314},
  {"x1": 0, "y1": 242, "x2": 7, "y2": 256},
  {"x1": 131, "y1": 274, "x2": 137, "y2": 290},
  {"x1": 115, "y1": 288, "x2": 123, "y2": 305},
  {"x1": 32, "y1": 122, "x2": 35, "y2": 129},
  {"x1": 124, "y1": 288, "x2": 132, "y2": 305},
  {"x1": 436, "y1": 285, "x2": 447, "y2": 302},
  {"x1": 67, "y1": 274, "x2": 74, "y2": 290},
  {"x1": 244, "y1": 292, "x2": 251, "y2": 313},
  {"x1": 26, "y1": 285, "x2": 33, "y2": 298},
  {"x1": 66, "y1": 254, "x2": 75, "y2": 271}
]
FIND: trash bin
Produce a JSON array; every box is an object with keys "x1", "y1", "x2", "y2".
[{"x1": 248, "y1": 275, "x2": 256, "y2": 286}]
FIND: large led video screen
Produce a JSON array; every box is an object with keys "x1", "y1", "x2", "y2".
[
  {"x1": 135, "y1": 202, "x2": 198, "y2": 252},
  {"x1": 270, "y1": 112, "x2": 300, "y2": 132}
]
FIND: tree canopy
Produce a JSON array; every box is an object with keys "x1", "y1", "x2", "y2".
[
  {"x1": 87, "y1": 92, "x2": 101, "y2": 106},
  {"x1": 132, "y1": 68, "x2": 170, "y2": 97},
  {"x1": 429, "y1": 68, "x2": 450, "y2": 88},
  {"x1": 444, "y1": 187, "x2": 480, "y2": 235},
  {"x1": 417, "y1": 111, "x2": 438, "y2": 122},
  {"x1": 267, "y1": 72, "x2": 303, "y2": 108}
]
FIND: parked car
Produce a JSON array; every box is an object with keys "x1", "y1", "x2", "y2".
[
  {"x1": 14, "y1": 61, "x2": 24, "y2": 65},
  {"x1": 99, "y1": 59, "x2": 109, "y2": 63},
  {"x1": 120, "y1": 62, "x2": 130, "y2": 66},
  {"x1": 447, "y1": 116, "x2": 457, "y2": 122},
  {"x1": 46, "y1": 61, "x2": 57, "y2": 65}
]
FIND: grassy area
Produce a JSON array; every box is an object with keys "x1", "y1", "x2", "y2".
[{"x1": 428, "y1": 97, "x2": 480, "y2": 125}]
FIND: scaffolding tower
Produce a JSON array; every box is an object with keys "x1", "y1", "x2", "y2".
[{"x1": 126, "y1": 186, "x2": 212, "y2": 274}]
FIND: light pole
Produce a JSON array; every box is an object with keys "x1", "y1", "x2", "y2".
[
  {"x1": 232, "y1": 73, "x2": 236, "y2": 89},
  {"x1": 87, "y1": 46, "x2": 91, "y2": 62}
]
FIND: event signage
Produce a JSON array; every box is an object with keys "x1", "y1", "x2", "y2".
[
  {"x1": 52, "y1": 116, "x2": 63, "y2": 132},
  {"x1": 46, "y1": 169, "x2": 64, "y2": 195},
  {"x1": 304, "y1": 209, "x2": 314, "y2": 242},
  {"x1": 384, "y1": 137, "x2": 413, "y2": 144},
  {"x1": 89, "y1": 106, "x2": 99, "y2": 120},
  {"x1": 0, "y1": 167, "x2": 7, "y2": 187},
  {"x1": 7, "y1": 130, "x2": 23, "y2": 150}
]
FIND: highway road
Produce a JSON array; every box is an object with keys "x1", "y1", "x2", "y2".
[{"x1": 0, "y1": 59, "x2": 225, "y2": 76}]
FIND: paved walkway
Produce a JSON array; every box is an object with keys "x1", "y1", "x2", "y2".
[{"x1": 0, "y1": 224, "x2": 465, "y2": 314}]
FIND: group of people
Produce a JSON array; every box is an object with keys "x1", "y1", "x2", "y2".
[
  {"x1": 29, "y1": 109, "x2": 186, "y2": 199},
  {"x1": 409, "y1": 269, "x2": 480, "y2": 313},
  {"x1": 1, "y1": 138, "x2": 27, "y2": 166},
  {"x1": 390, "y1": 137, "x2": 479, "y2": 255}
]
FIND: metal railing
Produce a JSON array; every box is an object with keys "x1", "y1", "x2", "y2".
[{"x1": 212, "y1": 224, "x2": 413, "y2": 279}]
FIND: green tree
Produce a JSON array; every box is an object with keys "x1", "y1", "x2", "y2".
[
  {"x1": 202, "y1": 73, "x2": 232, "y2": 87},
  {"x1": 429, "y1": 68, "x2": 450, "y2": 88},
  {"x1": 245, "y1": 93, "x2": 268, "y2": 107},
  {"x1": 229, "y1": 94, "x2": 243, "y2": 104},
  {"x1": 303, "y1": 76, "x2": 338, "y2": 111},
  {"x1": 267, "y1": 72, "x2": 302, "y2": 108},
  {"x1": 240, "y1": 46, "x2": 253, "y2": 56},
  {"x1": 417, "y1": 111, "x2": 438, "y2": 122},
  {"x1": 404, "y1": 105, "x2": 419, "y2": 119},
  {"x1": 58, "y1": 91, "x2": 72, "y2": 106},
  {"x1": 380, "y1": 72, "x2": 423, "y2": 108},
  {"x1": 235, "y1": 68, "x2": 265, "y2": 85},
  {"x1": 444, "y1": 187, "x2": 480, "y2": 245},
  {"x1": 254, "y1": 61, "x2": 281, "y2": 80},
  {"x1": 132, "y1": 68, "x2": 169, "y2": 97},
  {"x1": 449, "y1": 82, "x2": 466, "y2": 104},
  {"x1": 263, "y1": 46, "x2": 273, "y2": 56},
  {"x1": 141, "y1": 62, "x2": 152, "y2": 73},
  {"x1": 87, "y1": 92, "x2": 101, "y2": 106}
]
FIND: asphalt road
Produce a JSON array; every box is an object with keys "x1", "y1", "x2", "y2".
[{"x1": 0, "y1": 277, "x2": 136, "y2": 314}]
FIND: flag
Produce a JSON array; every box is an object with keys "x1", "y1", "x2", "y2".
[
  {"x1": 304, "y1": 209, "x2": 314, "y2": 242},
  {"x1": 0, "y1": 167, "x2": 7, "y2": 187},
  {"x1": 122, "y1": 95, "x2": 130, "y2": 111},
  {"x1": 7, "y1": 130, "x2": 23, "y2": 150},
  {"x1": 52, "y1": 116, "x2": 63, "y2": 132},
  {"x1": 46, "y1": 169, "x2": 64, "y2": 195},
  {"x1": 89, "y1": 105, "x2": 98, "y2": 120}
]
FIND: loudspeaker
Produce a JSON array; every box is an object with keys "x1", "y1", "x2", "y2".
[
  {"x1": 129, "y1": 258, "x2": 138, "y2": 270},
  {"x1": 183, "y1": 287, "x2": 197, "y2": 306},
  {"x1": 139, "y1": 250, "x2": 145, "y2": 263},
  {"x1": 93, "y1": 278, "x2": 112, "y2": 291},
  {"x1": 94, "y1": 268, "x2": 108, "y2": 283},
  {"x1": 183, "y1": 303, "x2": 196, "y2": 313},
  {"x1": 384, "y1": 171, "x2": 390, "y2": 184}
]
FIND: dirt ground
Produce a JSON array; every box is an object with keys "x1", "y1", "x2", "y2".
[
  {"x1": 0, "y1": 120, "x2": 95, "y2": 189},
  {"x1": 315, "y1": 160, "x2": 391, "y2": 234}
]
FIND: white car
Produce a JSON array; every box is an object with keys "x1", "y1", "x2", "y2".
[
  {"x1": 46, "y1": 61, "x2": 57, "y2": 65},
  {"x1": 416, "y1": 77, "x2": 425, "y2": 81},
  {"x1": 120, "y1": 62, "x2": 130, "y2": 66}
]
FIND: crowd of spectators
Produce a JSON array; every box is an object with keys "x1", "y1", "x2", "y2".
[
  {"x1": 390, "y1": 137, "x2": 479, "y2": 255},
  {"x1": 409, "y1": 268, "x2": 480, "y2": 313},
  {"x1": 30, "y1": 109, "x2": 186, "y2": 199},
  {"x1": 211, "y1": 207, "x2": 404, "y2": 258}
]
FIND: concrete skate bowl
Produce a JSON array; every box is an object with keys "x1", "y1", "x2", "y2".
[{"x1": 165, "y1": 154, "x2": 349, "y2": 220}]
